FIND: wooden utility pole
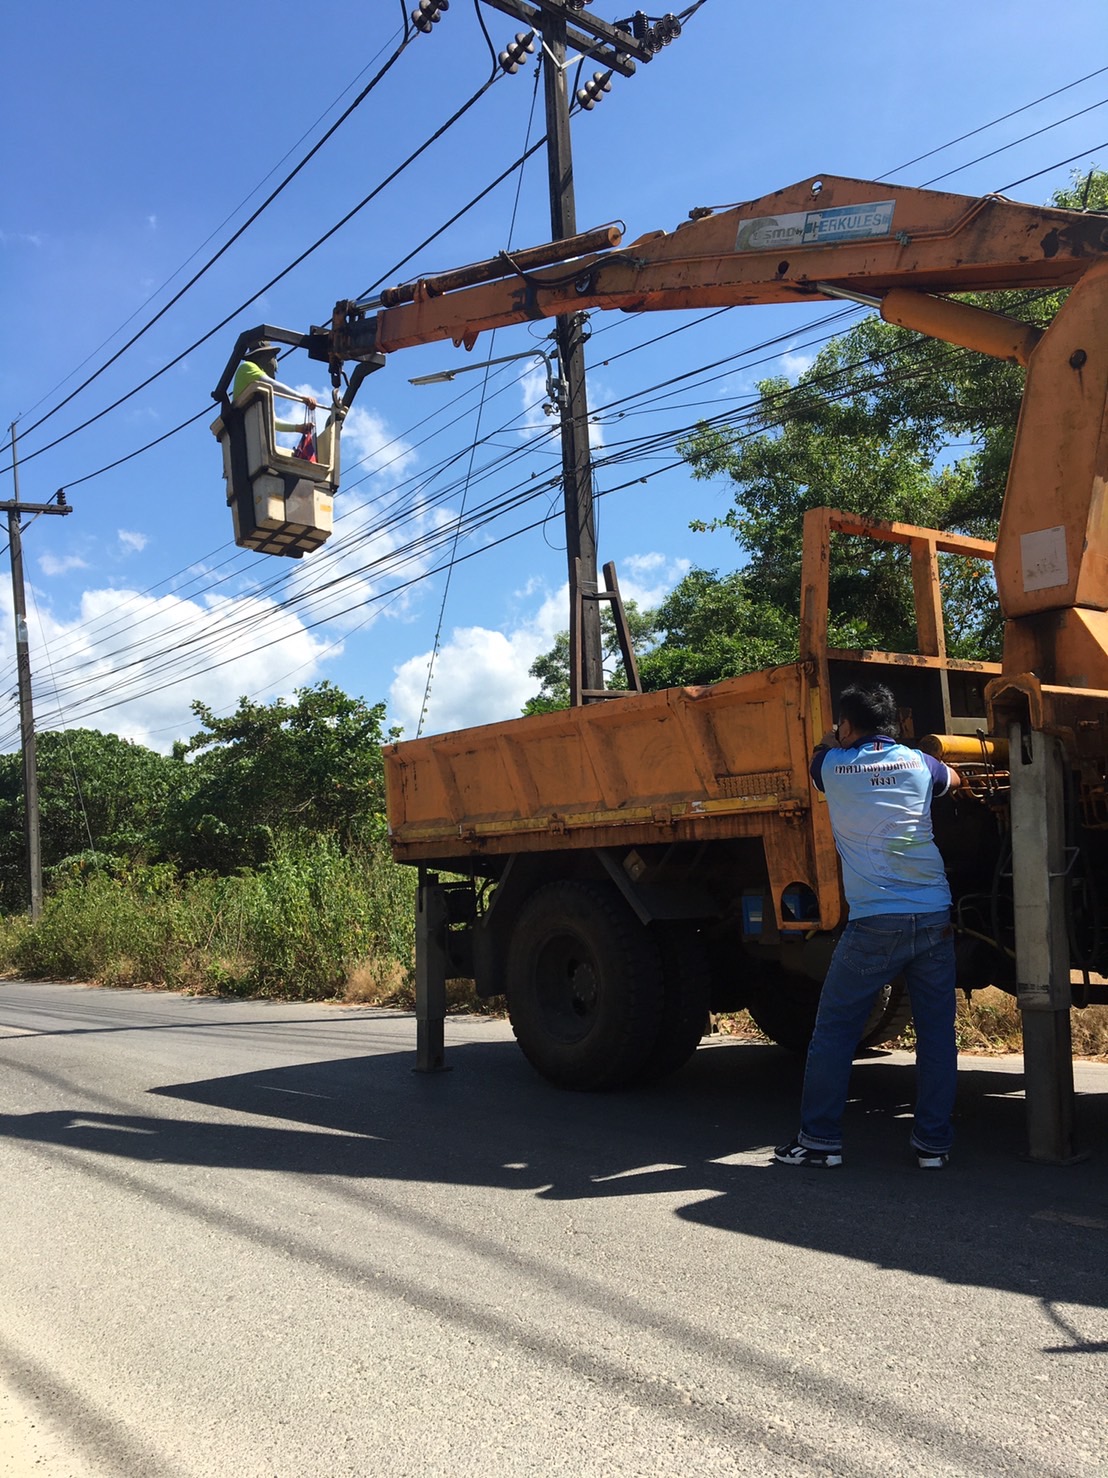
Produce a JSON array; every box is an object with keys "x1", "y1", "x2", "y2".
[
  {"x1": 479, "y1": 0, "x2": 661, "y2": 702},
  {"x1": 5, "y1": 423, "x2": 71, "y2": 919},
  {"x1": 540, "y1": 9, "x2": 603, "y2": 702}
]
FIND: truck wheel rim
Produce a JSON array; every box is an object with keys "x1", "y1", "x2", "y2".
[{"x1": 534, "y1": 938, "x2": 599, "y2": 1043}]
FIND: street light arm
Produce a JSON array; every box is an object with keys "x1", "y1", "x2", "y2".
[{"x1": 408, "y1": 347, "x2": 557, "y2": 385}]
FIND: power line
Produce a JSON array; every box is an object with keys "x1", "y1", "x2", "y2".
[
  {"x1": 9, "y1": 26, "x2": 411, "y2": 432},
  {"x1": 22, "y1": 79, "x2": 1105, "y2": 493},
  {"x1": 23, "y1": 366, "x2": 545, "y2": 676},
  {"x1": 28, "y1": 128, "x2": 555, "y2": 497},
  {"x1": 15, "y1": 267, "x2": 1056, "y2": 703},
  {"x1": 19, "y1": 348, "x2": 956, "y2": 738},
  {"x1": 63, "y1": 407, "x2": 214, "y2": 491},
  {"x1": 4, "y1": 27, "x2": 416, "y2": 455},
  {"x1": 21, "y1": 327, "x2": 979, "y2": 724},
  {"x1": 16, "y1": 286, "x2": 1040, "y2": 709},
  {"x1": 417, "y1": 56, "x2": 543, "y2": 736},
  {"x1": 878, "y1": 63, "x2": 1108, "y2": 178},
  {"x1": 2, "y1": 65, "x2": 506, "y2": 479},
  {"x1": 998, "y1": 141, "x2": 1108, "y2": 193},
  {"x1": 355, "y1": 132, "x2": 550, "y2": 304},
  {"x1": 9, "y1": 100, "x2": 1099, "y2": 732},
  {"x1": 0, "y1": 0, "x2": 701, "y2": 491},
  {"x1": 920, "y1": 96, "x2": 1108, "y2": 188}
]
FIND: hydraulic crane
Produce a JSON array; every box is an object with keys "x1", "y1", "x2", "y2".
[{"x1": 213, "y1": 174, "x2": 1108, "y2": 1159}]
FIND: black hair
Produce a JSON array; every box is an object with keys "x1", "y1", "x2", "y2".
[{"x1": 837, "y1": 682, "x2": 899, "y2": 738}]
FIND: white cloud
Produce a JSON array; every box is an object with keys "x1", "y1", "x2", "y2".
[
  {"x1": 0, "y1": 582, "x2": 330, "y2": 753},
  {"x1": 147, "y1": 215, "x2": 157, "y2": 230},
  {"x1": 38, "y1": 552, "x2": 89, "y2": 577},
  {"x1": 0, "y1": 229, "x2": 42, "y2": 247},
  {"x1": 619, "y1": 552, "x2": 691, "y2": 610},
  {"x1": 389, "y1": 574, "x2": 567, "y2": 736},
  {"x1": 118, "y1": 529, "x2": 148, "y2": 554},
  {"x1": 388, "y1": 551, "x2": 688, "y2": 737},
  {"x1": 281, "y1": 396, "x2": 424, "y2": 630},
  {"x1": 782, "y1": 349, "x2": 816, "y2": 379},
  {"x1": 123, "y1": 404, "x2": 162, "y2": 424},
  {"x1": 339, "y1": 402, "x2": 418, "y2": 481},
  {"x1": 390, "y1": 622, "x2": 553, "y2": 738},
  {"x1": 519, "y1": 363, "x2": 563, "y2": 437},
  {"x1": 718, "y1": 345, "x2": 815, "y2": 405}
]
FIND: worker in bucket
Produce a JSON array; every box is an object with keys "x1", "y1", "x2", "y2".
[
  {"x1": 233, "y1": 341, "x2": 317, "y2": 451},
  {"x1": 775, "y1": 681, "x2": 962, "y2": 1171}
]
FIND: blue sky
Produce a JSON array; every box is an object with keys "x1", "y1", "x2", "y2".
[{"x1": 1, "y1": 1, "x2": 1105, "y2": 751}]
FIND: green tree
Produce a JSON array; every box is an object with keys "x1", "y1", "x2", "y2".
[
  {"x1": 161, "y1": 682, "x2": 395, "y2": 874},
  {"x1": 681, "y1": 169, "x2": 1108, "y2": 661},
  {"x1": 636, "y1": 567, "x2": 799, "y2": 687},
  {"x1": 0, "y1": 729, "x2": 181, "y2": 908},
  {"x1": 522, "y1": 561, "x2": 910, "y2": 706},
  {"x1": 522, "y1": 567, "x2": 804, "y2": 702},
  {"x1": 522, "y1": 600, "x2": 655, "y2": 714},
  {"x1": 682, "y1": 363, "x2": 967, "y2": 653},
  {"x1": 523, "y1": 171, "x2": 1108, "y2": 702}
]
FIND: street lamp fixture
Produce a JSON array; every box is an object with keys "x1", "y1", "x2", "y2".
[{"x1": 409, "y1": 348, "x2": 564, "y2": 414}]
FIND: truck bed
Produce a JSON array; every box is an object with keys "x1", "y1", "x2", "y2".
[{"x1": 384, "y1": 661, "x2": 824, "y2": 871}]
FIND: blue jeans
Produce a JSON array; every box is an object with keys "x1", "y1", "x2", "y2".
[{"x1": 798, "y1": 909, "x2": 957, "y2": 1155}]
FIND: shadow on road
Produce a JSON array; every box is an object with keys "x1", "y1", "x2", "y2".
[{"x1": 2, "y1": 1033, "x2": 1106, "y2": 1325}]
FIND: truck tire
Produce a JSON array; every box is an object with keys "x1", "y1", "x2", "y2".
[
  {"x1": 744, "y1": 971, "x2": 820, "y2": 1052},
  {"x1": 506, "y1": 880, "x2": 665, "y2": 1091},
  {"x1": 746, "y1": 970, "x2": 911, "y2": 1055},
  {"x1": 858, "y1": 979, "x2": 914, "y2": 1049},
  {"x1": 627, "y1": 924, "x2": 711, "y2": 1084}
]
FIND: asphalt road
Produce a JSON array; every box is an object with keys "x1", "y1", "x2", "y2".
[{"x1": 0, "y1": 981, "x2": 1105, "y2": 1477}]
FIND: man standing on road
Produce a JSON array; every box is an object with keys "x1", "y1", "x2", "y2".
[{"x1": 775, "y1": 681, "x2": 961, "y2": 1171}]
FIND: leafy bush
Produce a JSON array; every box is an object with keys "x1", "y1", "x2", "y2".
[
  {"x1": 202, "y1": 836, "x2": 416, "y2": 999},
  {"x1": 0, "y1": 839, "x2": 417, "y2": 1003}
]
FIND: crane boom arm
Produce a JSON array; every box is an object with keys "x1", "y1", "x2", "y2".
[
  {"x1": 328, "y1": 175, "x2": 1108, "y2": 360},
  {"x1": 220, "y1": 171, "x2": 1108, "y2": 652},
  {"x1": 314, "y1": 172, "x2": 1108, "y2": 663}
]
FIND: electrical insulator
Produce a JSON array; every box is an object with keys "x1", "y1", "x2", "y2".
[
  {"x1": 498, "y1": 30, "x2": 535, "y2": 74},
  {"x1": 648, "y1": 14, "x2": 682, "y2": 48},
  {"x1": 411, "y1": 0, "x2": 449, "y2": 34},
  {"x1": 576, "y1": 70, "x2": 612, "y2": 110}
]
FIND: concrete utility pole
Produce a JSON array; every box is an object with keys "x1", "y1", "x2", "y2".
[
  {"x1": 478, "y1": 0, "x2": 666, "y2": 702},
  {"x1": 5, "y1": 423, "x2": 71, "y2": 920}
]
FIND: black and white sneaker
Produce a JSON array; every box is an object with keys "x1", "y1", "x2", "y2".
[
  {"x1": 774, "y1": 1137, "x2": 843, "y2": 1168},
  {"x1": 915, "y1": 1149, "x2": 949, "y2": 1170}
]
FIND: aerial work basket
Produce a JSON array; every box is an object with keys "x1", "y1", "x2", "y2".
[{"x1": 210, "y1": 381, "x2": 343, "y2": 558}]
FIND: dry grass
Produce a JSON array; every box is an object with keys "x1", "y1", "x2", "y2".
[
  {"x1": 343, "y1": 960, "x2": 487, "y2": 1014},
  {"x1": 717, "y1": 988, "x2": 1108, "y2": 1060},
  {"x1": 950, "y1": 987, "x2": 1108, "y2": 1059},
  {"x1": 344, "y1": 956, "x2": 411, "y2": 1005}
]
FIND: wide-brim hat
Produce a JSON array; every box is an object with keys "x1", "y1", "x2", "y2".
[{"x1": 245, "y1": 341, "x2": 281, "y2": 360}]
